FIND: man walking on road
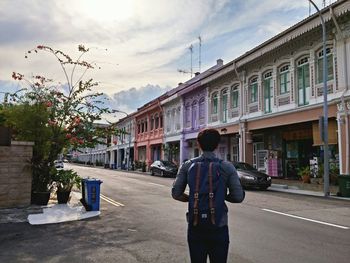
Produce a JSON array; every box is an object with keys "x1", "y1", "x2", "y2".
[{"x1": 172, "y1": 128, "x2": 245, "y2": 263}]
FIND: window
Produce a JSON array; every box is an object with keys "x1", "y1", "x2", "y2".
[
  {"x1": 231, "y1": 85, "x2": 239, "y2": 108},
  {"x1": 137, "y1": 122, "x2": 140, "y2": 134},
  {"x1": 160, "y1": 113, "x2": 163, "y2": 128},
  {"x1": 199, "y1": 98, "x2": 205, "y2": 121},
  {"x1": 145, "y1": 119, "x2": 148, "y2": 132},
  {"x1": 264, "y1": 71, "x2": 273, "y2": 113},
  {"x1": 221, "y1": 89, "x2": 228, "y2": 123},
  {"x1": 141, "y1": 121, "x2": 144, "y2": 133},
  {"x1": 317, "y1": 47, "x2": 333, "y2": 84},
  {"x1": 166, "y1": 111, "x2": 170, "y2": 132},
  {"x1": 297, "y1": 57, "x2": 310, "y2": 106},
  {"x1": 249, "y1": 77, "x2": 258, "y2": 103},
  {"x1": 151, "y1": 115, "x2": 154, "y2": 130},
  {"x1": 155, "y1": 114, "x2": 159, "y2": 129},
  {"x1": 192, "y1": 101, "x2": 197, "y2": 128},
  {"x1": 185, "y1": 103, "x2": 191, "y2": 127},
  {"x1": 211, "y1": 92, "x2": 218, "y2": 114},
  {"x1": 279, "y1": 65, "x2": 290, "y2": 94},
  {"x1": 176, "y1": 107, "x2": 181, "y2": 130}
]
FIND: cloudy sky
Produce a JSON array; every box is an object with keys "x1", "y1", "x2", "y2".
[{"x1": 0, "y1": 0, "x2": 333, "y2": 119}]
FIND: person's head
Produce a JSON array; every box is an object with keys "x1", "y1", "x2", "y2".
[{"x1": 197, "y1": 129, "x2": 221, "y2": 152}]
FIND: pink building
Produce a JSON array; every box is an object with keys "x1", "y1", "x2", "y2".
[{"x1": 134, "y1": 96, "x2": 166, "y2": 170}]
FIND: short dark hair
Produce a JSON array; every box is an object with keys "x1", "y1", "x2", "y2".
[{"x1": 197, "y1": 129, "x2": 221, "y2": 151}]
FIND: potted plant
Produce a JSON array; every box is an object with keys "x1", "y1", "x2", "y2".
[
  {"x1": 329, "y1": 163, "x2": 339, "y2": 185},
  {"x1": 298, "y1": 166, "x2": 311, "y2": 183},
  {"x1": 54, "y1": 169, "x2": 81, "y2": 204},
  {"x1": 141, "y1": 161, "x2": 147, "y2": 172},
  {"x1": 31, "y1": 164, "x2": 55, "y2": 205}
]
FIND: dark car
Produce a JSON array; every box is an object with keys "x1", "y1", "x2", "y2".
[
  {"x1": 232, "y1": 162, "x2": 271, "y2": 190},
  {"x1": 150, "y1": 160, "x2": 178, "y2": 177}
]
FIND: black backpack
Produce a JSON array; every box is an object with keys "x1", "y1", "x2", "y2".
[{"x1": 187, "y1": 158, "x2": 226, "y2": 228}]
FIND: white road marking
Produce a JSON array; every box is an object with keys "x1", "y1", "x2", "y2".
[
  {"x1": 100, "y1": 194, "x2": 125, "y2": 207},
  {"x1": 148, "y1": 182, "x2": 166, "y2": 187},
  {"x1": 262, "y1": 208, "x2": 349, "y2": 230}
]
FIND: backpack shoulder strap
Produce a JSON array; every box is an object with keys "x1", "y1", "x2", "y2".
[
  {"x1": 193, "y1": 162, "x2": 201, "y2": 226},
  {"x1": 208, "y1": 162, "x2": 216, "y2": 225}
]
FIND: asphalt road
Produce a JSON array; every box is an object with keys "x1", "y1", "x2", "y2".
[{"x1": 0, "y1": 164, "x2": 349, "y2": 263}]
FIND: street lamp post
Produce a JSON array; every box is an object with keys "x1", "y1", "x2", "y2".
[
  {"x1": 308, "y1": 0, "x2": 329, "y2": 197},
  {"x1": 111, "y1": 109, "x2": 132, "y2": 171}
]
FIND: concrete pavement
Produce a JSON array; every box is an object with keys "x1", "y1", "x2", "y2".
[{"x1": 0, "y1": 167, "x2": 349, "y2": 225}]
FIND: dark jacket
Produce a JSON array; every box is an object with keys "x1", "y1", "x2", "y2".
[{"x1": 172, "y1": 151, "x2": 245, "y2": 226}]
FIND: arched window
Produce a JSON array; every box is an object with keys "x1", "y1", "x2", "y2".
[
  {"x1": 166, "y1": 111, "x2": 170, "y2": 132},
  {"x1": 263, "y1": 71, "x2": 273, "y2": 113},
  {"x1": 221, "y1": 89, "x2": 228, "y2": 123},
  {"x1": 279, "y1": 65, "x2": 290, "y2": 94},
  {"x1": 171, "y1": 108, "x2": 176, "y2": 131},
  {"x1": 231, "y1": 85, "x2": 239, "y2": 108},
  {"x1": 199, "y1": 97, "x2": 205, "y2": 122},
  {"x1": 176, "y1": 106, "x2": 181, "y2": 130},
  {"x1": 192, "y1": 100, "x2": 198, "y2": 129},
  {"x1": 249, "y1": 77, "x2": 258, "y2": 103},
  {"x1": 185, "y1": 103, "x2": 191, "y2": 127},
  {"x1": 211, "y1": 92, "x2": 218, "y2": 114},
  {"x1": 317, "y1": 47, "x2": 333, "y2": 84},
  {"x1": 297, "y1": 57, "x2": 310, "y2": 106}
]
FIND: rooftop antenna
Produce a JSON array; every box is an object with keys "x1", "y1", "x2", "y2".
[
  {"x1": 178, "y1": 44, "x2": 194, "y2": 77},
  {"x1": 189, "y1": 44, "x2": 193, "y2": 78},
  {"x1": 309, "y1": 2, "x2": 311, "y2": 16},
  {"x1": 198, "y1": 35, "x2": 202, "y2": 73}
]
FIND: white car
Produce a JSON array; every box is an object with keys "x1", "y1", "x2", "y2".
[{"x1": 54, "y1": 160, "x2": 64, "y2": 169}]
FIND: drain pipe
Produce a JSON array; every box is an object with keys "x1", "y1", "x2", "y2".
[{"x1": 331, "y1": 7, "x2": 349, "y2": 174}]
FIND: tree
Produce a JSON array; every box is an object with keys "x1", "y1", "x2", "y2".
[{"x1": 1, "y1": 45, "x2": 113, "y2": 192}]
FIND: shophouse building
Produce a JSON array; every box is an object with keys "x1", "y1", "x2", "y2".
[
  {"x1": 161, "y1": 85, "x2": 184, "y2": 165},
  {"x1": 134, "y1": 95, "x2": 167, "y2": 170},
  {"x1": 176, "y1": 59, "x2": 225, "y2": 161},
  {"x1": 205, "y1": 0, "x2": 350, "y2": 178},
  {"x1": 107, "y1": 113, "x2": 136, "y2": 169}
]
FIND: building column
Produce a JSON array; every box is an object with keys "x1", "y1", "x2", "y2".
[{"x1": 337, "y1": 101, "x2": 350, "y2": 174}]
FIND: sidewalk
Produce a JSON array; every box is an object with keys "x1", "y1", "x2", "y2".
[{"x1": 269, "y1": 178, "x2": 350, "y2": 200}]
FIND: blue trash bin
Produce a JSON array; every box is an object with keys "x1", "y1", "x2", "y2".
[{"x1": 81, "y1": 178, "x2": 102, "y2": 211}]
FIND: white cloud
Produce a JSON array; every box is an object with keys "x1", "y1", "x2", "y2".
[{"x1": 0, "y1": 0, "x2": 321, "y2": 106}]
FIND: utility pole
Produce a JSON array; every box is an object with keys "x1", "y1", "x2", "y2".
[
  {"x1": 308, "y1": 0, "x2": 329, "y2": 197},
  {"x1": 189, "y1": 44, "x2": 193, "y2": 78},
  {"x1": 198, "y1": 36, "x2": 202, "y2": 73}
]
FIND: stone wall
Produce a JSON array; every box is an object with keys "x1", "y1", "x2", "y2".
[{"x1": 0, "y1": 141, "x2": 34, "y2": 208}]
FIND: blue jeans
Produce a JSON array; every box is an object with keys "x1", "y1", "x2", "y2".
[{"x1": 187, "y1": 225, "x2": 229, "y2": 263}]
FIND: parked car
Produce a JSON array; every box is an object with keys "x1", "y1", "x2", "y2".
[
  {"x1": 150, "y1": 160, "x2": 178, "y2": 177},
  {"x1": 54, "y1": 160, "x2": 64, "y2": 169},
  {"x1": 232, "y1": 162, "x2": 271, "y2": 190}
]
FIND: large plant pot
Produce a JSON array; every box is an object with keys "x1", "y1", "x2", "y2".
[
  {"x1": 57, "y1": 191, "x2": 71, "y2": 204},
  {"x1": 0, "y1": 126, "x2": 11, "y2": 146},
  {"x1": 31, "y1": 192, "x2": 50, "y2": 205}
]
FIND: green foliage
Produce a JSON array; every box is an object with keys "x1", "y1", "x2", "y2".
[
  {"x1": 53, "y1": 169, "x2": 81, "y2": 192},
  {"x1": 3, "y1": 44, "x2": 114, "y2": 193},
  {"x1": 297, "y1": 166, "x2": 311, "y2": 178}
]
